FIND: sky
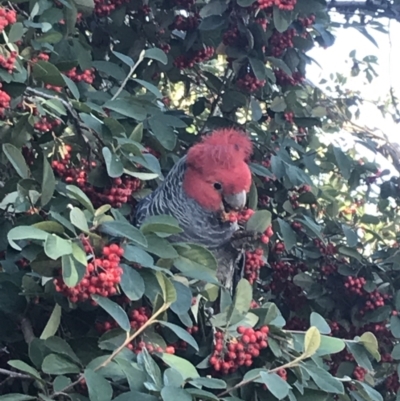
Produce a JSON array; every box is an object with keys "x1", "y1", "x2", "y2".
[{"x1": 306, "y1": 13, "x2": 400, "y2": 146}]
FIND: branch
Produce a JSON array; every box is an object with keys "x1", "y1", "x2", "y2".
[
  {"x1": 111, "y1": 50, "x2": 145, "y2": 101},
  {"x1": 50, "y1": 302, "x2": 171, "y2": 399},
  {"x1": 0, "y1": 368, "x2": 33, "y2": 380}
]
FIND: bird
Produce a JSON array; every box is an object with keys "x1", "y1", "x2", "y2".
[{"x1": 134, "y1": 128, "x2": 253, "y2": 290}]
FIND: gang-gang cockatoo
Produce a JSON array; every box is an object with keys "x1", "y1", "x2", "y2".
[{"x1": 134, "y1": 128, "x2": 253, "y2": 290}]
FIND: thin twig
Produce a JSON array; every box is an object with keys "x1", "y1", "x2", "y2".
[
  {"x1": 50, "y1": 303, "x2": 170, "y2": 399},
  {"x1": 0, "y1": 368, "x2": 33, "y2": 380},
  {"x1": 111, "y1": 51, "x2": 146, "y2": 101}
]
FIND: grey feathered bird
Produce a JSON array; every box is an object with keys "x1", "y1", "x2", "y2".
[{"x1": 135, "y1": 128, "x2": 253, "y2": 289}]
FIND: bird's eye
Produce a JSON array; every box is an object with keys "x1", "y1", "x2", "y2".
[{"x1": 213, "y1": 182, "x2": 222, "y2": 191}]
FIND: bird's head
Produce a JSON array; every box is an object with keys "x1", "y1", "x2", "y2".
[{"x1": 182, "y1": 128, "x2": 253, "y2": 213}]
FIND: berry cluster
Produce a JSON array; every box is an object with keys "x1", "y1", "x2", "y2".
[
  {"x1": 236, "y1": 73, "x2": 265, "y2": 93},
  {"x1": 97, "y1": 306, "x2": 150, "y2": 334},
  {"x1": 54, "y1": 241, "x2": 124, "y2": 303},
  {"x1": 31, "y1": 52, "x2": 50, "y2": 63},
  {"x1": 269, "y1": 29, "x2": 295, "y2": 57},
  {"x1": 353, "y1": 366, "x2": 367, "y2": 381},
  {"x1": 385, "y1": 373, "x2": 400, "y2": 393},
  {"x1": 0, "y1": 7, "x2": 16, "y2": 33},
  {"x1": 275, "y1": 70, "x2": 305, "y2": 86},
  {"x1": 209, "y1": 326, "x2": 269, "y2": 374},
  {"x1": 255, "y1": 0, "x2": 296, "y2": 10},
  {"x1": 51, "y1": 146, "x2": 141, "y2": 208},
  {"x1": 174, "y1": 47, "x2": 214, "y2": 69},
  {"x1": 244, "y1": 248, "x2": 264, "y2": 284},
  {"x1": 273, "y1": 242, "x2": 285, "y2": 254},
  {"x1": 34, "y1": 116, "x2": 62, "y2": 132},
  {"x1": 0, "y1": 50, "x2": 17, "y2": 74},
  {"x1": 172, "y1": 15, "x2": 199, "y2": 31},
  {"x1": 66, "y1": 67, "x2": 95, "y2": 84},
  {"x1": 283, "y1": 111, "x2": 294, "y2": 123},
  {"x1": 0, "y1": 85, "x2": 11, "y2": 115},
  {"x1": 223, "y1": 27, "x2": 247, "y2": 48},
  {"x1": 314, "y1": 239, "x2": 337, "y2": 255},
  {"x1": 344, "y1": 276, "x2": 366, "y2": 296},
  {"x1": 298, "y1": 15, "x2": 316, "y2": 28},
  {"x1": 94, "y1": 0, "x2": 129, "y2": 17}
]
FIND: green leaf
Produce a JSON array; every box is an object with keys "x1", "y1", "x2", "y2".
[
  {"x1": 84, "y1": 368, "x2": 113, "y2": 401},
  {"x1": 278, "y1": 218, "x2": 296, "y2": 250},
  {"x1": 346, "y1": 342, "x2": 373, "y2": 371},
  {"x1": 155, "y1": 272, "x2": 177, "y2": 304},
  {"x1": 310, "y1": 312, "x2": 331, "y2": 335},
  {"x1": 170, "y1": 281, "x2": 192, "y2": 316},
  {"x1": 120, "y1": 264, "x2": 145, "y2": 301},
  {"x1": 8, "y1": 360, "x2": 42, "y2": 381},
  {"x1": 137, "y1": 348, "x2": 163, "y2": 391},
  {"x1": 73, "y1": 0, "x2": 94, "y2": 14},
  {"x1": 45, "y1": 337, "x2": 81, "y2": 364},
  {"x1": 360, "y1": 332, "x2": 380, "y2": 362},
  {"x1": 158, "y1": 321, "x2": 199, "y2": 351},
  {"x1": 130, "y1": 123, "x2": 143, "y2": 142},
  {"x1": 44, "y1": 235, "x2": 72, "y2": 260},
  {"x1": 3, "y1": 143, "x2": 30, "y2": 179},
  {"x1": 270, "y1": 96, "x2": 287, "y2": 112},
  {"x1": 174, "y1": 244, "x2": 218, "y2": 284},
  {"x1": 40, "y1": 304, "x2": 62, "y2": 340},
  {"x1": 70, "y1": 207, "x2": 90, "y2": 233},
  {"x1": 144, "y1": 47, "x2": 168, "y2": 65},
  {"x1": 304, "y1": 326, "x2": 321, "y2": 356},
  {"x1": 104, "y1": 98, "x2": 147, "y2": 121},
  {"x1": 0, "y1": 396, "x2": 36, "y2": 401},
  {"x1": 140, "y1": 215, "x2": 183, "y2": 237},
  {"x1": 360, "y1": 214, "x2": 380, "y2": 225},
  {"x1": 161, "y1": 353, "x2": 199, "y2": 380},
  {"x1": 237, "y1": 0, "x2": 257, "y2": 6},
  {"x1": 273, "y1": 6, "x2": 293, "y2": 32},
  {"x1": 66, "y1": 185, "x2": 95, "y2": 214},
  {"x1": 99, "y1": 221, "x2": 147, "y2": 247},
  {"x1": 260, "y1": 371, "x2": 290, "y2": 400},
  {"x1": 246, "y1": 210, "x2": 272, "y2": 233},
  {"x1": 266, "y1": 57, "x2": 292, "y2": 76},
  {"x1": 228, "y1": 279, "x2": 252, "y2": 324},
  {"x1": 303, "y1": 363, "x2": 344, "y2": 394},
  {"x1": 134, "y1": 79, "x2": 162, "y2": 98},
  {"x1": 148, "y1": 117, "x2": 177, "y2": 151},
  {"x1": 112, "y1": 392, "x2": 158, "y2": 401},
  {"x1": 190, "y1": 377, "x2": 226, "y2": 389},
  {"x1": 41, "y1": 156, "x2": 56, "y2": 207},
  {"x1": 333, "y1": 146, "x2": 352, "y2": 180},
  {"x1": 63, "y1": 75, "x2": 80, "y2": 100},
  {"x1": 8, "y1": 22, "x2": 24, "y2": 42},
  {"x1": 392, "y1": 343, "x2": 400, "y2": 359},
  {"x1": 62, "y1": 253, "x2": 87, "y2": 287},
  {"x1": 342, "y1": 224, "x2": 358, "y2": 247},
  {"x1": 41, "y1": 354, "x2": 80, "y2": 375},
  {"x1": 391, "y1": 315, "x2": 400, "y2": 337},
  {"x1": 249, "y1": 58, "x2": 268, "y2": 81},
  {"x1": 112, "y1": 51, "x2": 134, "y2": 67},
  {"x1": 161, "y1": 387, "x2": 192, "y2": 401},
  {"x1": 92, "y1": 295, "x2": 131, "y2": 331},
  {"x1": 8, "y1": 226, "x2": 49, "y2": 251},
  {"x1": 53, "y1": 376, "x2": 72, "y2": 392},
  {"x1": 337, "y1": 246, "x2": 362, "y2": 262},
  {"x1": 316, "y1": 336, "x2": 345, "y2": 356},
  {"x1": 102, "y1": 147, "x2": 124, "y2": 178},
  {"x1": 32, "y1": 61, "x2": 65, "y2": 86}
]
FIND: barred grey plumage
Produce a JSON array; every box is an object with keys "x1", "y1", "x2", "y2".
[{"x1": 134, "y1": 156, "x2": 241, "y2": 288}]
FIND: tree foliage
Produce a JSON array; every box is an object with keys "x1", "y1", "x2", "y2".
[{"x1": 0, "y1": 0, "x2": 399, "y2": 401}]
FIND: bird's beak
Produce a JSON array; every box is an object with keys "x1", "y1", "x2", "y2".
[{"x1": 223, "y1": 190, "x2": 247, "y2": 211}]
